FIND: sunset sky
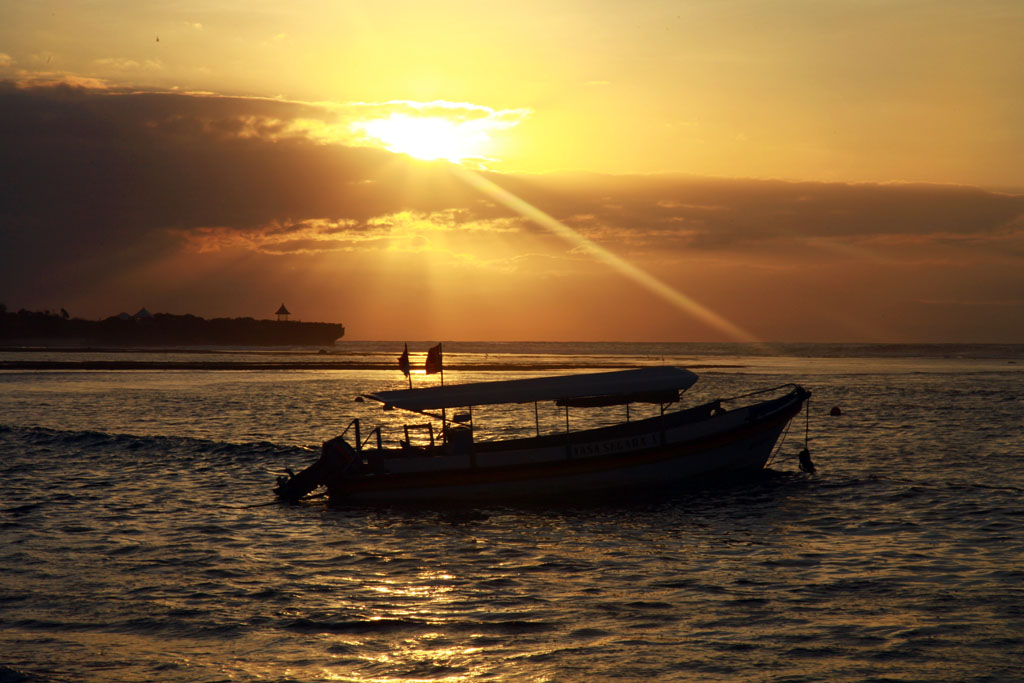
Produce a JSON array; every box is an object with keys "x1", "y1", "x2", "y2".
[{"x1": 2, "y1": 0, "x2": 1022, "y2": 342}]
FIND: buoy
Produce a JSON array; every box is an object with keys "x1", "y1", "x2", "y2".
[
  {"x1": 829, "y1": 406, "x2": 842, "y2": 416},
  {"x1": 798, "y1": 448, "x2": 816, "y2": 474}
]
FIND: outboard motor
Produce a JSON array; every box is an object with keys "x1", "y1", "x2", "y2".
[
  {"x1": 274, "y1": 436, "x2": 361, "y2": 501},
  {"x1": 318, "y1": 435, "x2": 363, "y2": 491}
]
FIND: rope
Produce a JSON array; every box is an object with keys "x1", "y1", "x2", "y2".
[
  {"x1": 767, "y1": 394, "x2": 814, "y2": 472},
  {"x1": 798, "y1": 398, "x2": 816, "y2": 474},
  {"x1": 764, "y1": 413, "x2": 793, "y2": 468},
  {"x1": 804, "y1": 398, "x2": 810, "y2": 447}
]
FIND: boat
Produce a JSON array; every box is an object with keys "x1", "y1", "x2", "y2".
[{"x1": 273, "y1": 367, "x2": 812, "y2": 503}]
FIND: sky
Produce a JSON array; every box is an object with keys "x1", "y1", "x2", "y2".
[{"x1": 1, "y1": 0, "x2": 1023, "y2": 342}]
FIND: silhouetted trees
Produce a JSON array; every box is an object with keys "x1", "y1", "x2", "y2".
[{"x1": 0, "y1": 309, "x2": 344, "y2": 346}]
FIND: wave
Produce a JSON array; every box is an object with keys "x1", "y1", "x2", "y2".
[
  {"x1": 0, "y1": 423, "x2": 310, "y2": 463},
  {"x1": 284, "y1": 617, "x2": 433, "y2": 635}
]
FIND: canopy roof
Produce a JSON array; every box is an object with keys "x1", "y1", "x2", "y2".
[{"x1": 364, "y1": 367, "x2": 698, "y2": 413}]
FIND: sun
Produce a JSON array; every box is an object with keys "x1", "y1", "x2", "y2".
[{"x1": 356, "y1": 113, "x2": 488, "y2": 162}]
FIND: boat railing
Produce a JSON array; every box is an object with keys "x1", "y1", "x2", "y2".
[
  {"x1": 718, "y1": 384, "x2": 808, "y2": 422},
  {"x1": 719, "y1": 383, "x2": 802, "y2": 406},
  {"x1": 338, "y1": 418, "x2": 383, "y2": 452},
  {"x1": 340, "y1": 418, "x2": 360, "y2": 447},
  {"x1": 361, "y1": 425, "x2": 383, "y2": 452},
  {"x1": 402, "y1": 423, "x2": 436, "y2": 449},
  {"x1": 472, "y1": 399, "x2": 722, "y2": 453},
  {"x1": 352, "y1": 385, "x2": 805, "y2": 458}
]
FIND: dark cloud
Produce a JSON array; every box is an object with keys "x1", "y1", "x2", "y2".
[
  {"x1": 490, "y1": 173, "x2": 1024, "y2": 251},
  {"x1": 0, "y1": 81, "x2": 455, "y2": 234},
  {"x1": 0, "y1": 81, "x2": 482, "y2": 300}
]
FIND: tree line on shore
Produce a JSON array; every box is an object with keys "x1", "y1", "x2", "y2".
[{"x1": 0, "y1": 307, "x2": 344, "y2": 346}]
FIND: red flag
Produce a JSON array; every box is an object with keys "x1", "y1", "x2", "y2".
[
  {"x1": 425, "y1": 343, "x2": 443, "y2": 375},
  {"x1": 398, "y1": 343, "x2": 410, "y2": 376}
]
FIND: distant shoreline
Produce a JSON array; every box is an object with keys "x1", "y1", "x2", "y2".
[
  {"x1": 0, "y1": 310, "x2": 344, "y2": 347},
  {"x1": 0, "y1": 345, "x2": 327, "y2": 355}
]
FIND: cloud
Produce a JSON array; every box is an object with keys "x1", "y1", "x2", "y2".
[
  {"x1": 176, "y1": 218, "x2": 364, "y2": 255},
  {"x1": 490, "y1": 173, "x2": 1024, "y2": 250},
  {"x1": 348, "y1": 99, "x2": 531, "y2": 125},
  {"x1": 8, "y1": 79, "x2": 1016, "y2": 255},
  {"x1": 93, "y1": 57, "x2": 164, "y2": 72},
  {"x1": 13, "y1": 72, "x2": 112, "y2": 89},
  {"x1": 2, "y1": 80, "x2": 1022, "y2": 341}
]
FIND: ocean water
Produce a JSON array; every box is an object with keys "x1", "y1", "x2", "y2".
[{"x1": 1, "y1": 342, "x2": 1022, "y2": 682}]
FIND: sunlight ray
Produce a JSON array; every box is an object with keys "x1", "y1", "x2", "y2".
[{"x1": 453, "y1": 166, "x2": 761, "y2": 343}]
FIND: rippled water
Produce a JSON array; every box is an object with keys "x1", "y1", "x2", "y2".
[{"x1": 1, "y1": 344, "x2": 1023, "y2": 681}]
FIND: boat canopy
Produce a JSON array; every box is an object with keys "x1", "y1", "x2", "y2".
[{"x1": 364, "y1": 367, "x2": 698, "y2": 413}]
